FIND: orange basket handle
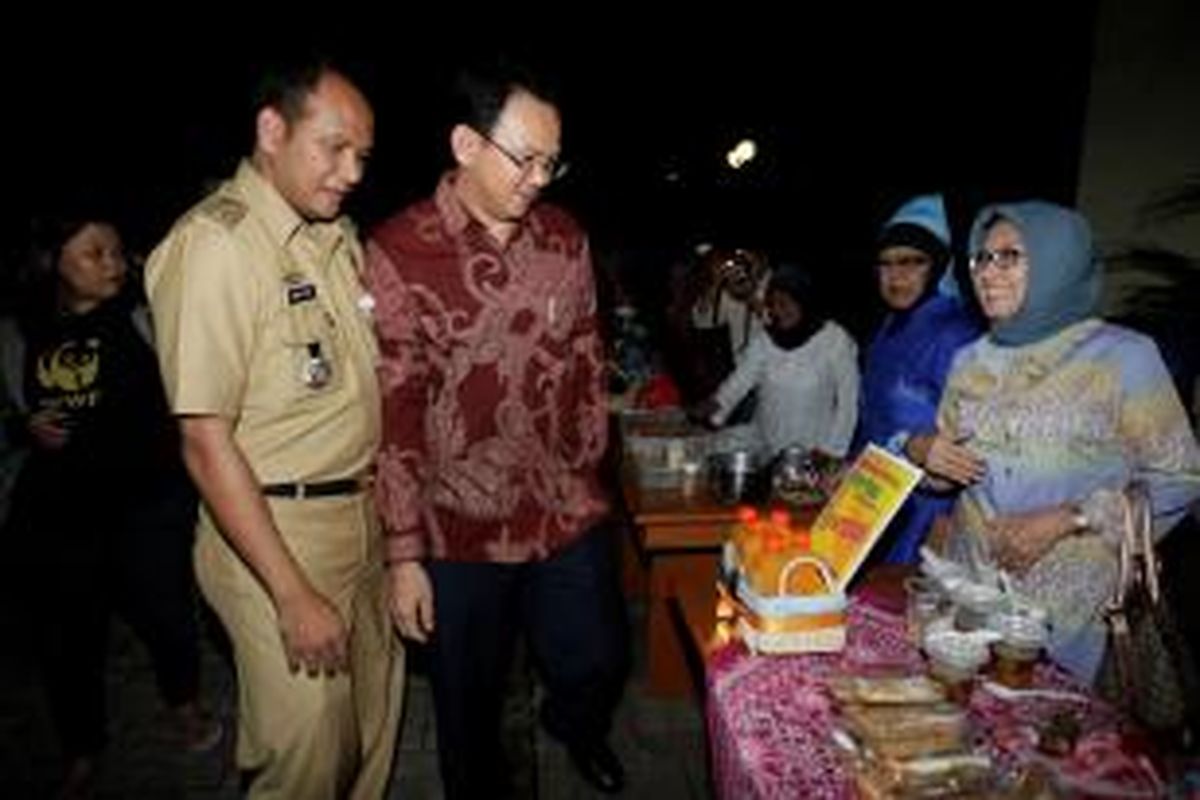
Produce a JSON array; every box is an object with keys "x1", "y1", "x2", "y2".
[{"x1": 776, "y1": 554, "x2": 837, "y2": 595}]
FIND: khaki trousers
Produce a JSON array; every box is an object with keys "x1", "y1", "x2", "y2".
[{"x1": 195, "y1": 493, "x2": 403, "y2": 800}]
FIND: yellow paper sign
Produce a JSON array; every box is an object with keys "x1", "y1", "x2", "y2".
[{"x1": 809, "y1": 444, "x2": 923, "y2": 591}]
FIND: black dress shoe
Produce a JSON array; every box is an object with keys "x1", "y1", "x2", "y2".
[{"x1": 566, "y1": 739, "x2": 625, "y2": 794}]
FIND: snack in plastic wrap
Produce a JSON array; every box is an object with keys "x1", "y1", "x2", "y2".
[
  {"x1": 852, "y1": 752, "x2": 995, "y2": 799},
  {"x1": 828, "y1": 674, "x2": 947, "y2": 706},
  {"x1": 841, "y1": 703, "x2": 969, "y2": 760}
]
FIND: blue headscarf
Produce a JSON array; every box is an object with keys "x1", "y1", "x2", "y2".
[
  {"x1": 967, "y1": 200, "x2": 1100, "y2": 347},
  {"x1": 880, "y1": 193, "x2": 961, "y2": 301}
]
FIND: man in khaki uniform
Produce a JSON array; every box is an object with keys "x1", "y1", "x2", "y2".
[{"x1": 144, "y1": 59, "x2": 402, "y2": 799}]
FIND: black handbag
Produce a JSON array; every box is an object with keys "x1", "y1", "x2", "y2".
[{"x1": 1099, "y1": 483, "x2": 1199, "y2": 736}]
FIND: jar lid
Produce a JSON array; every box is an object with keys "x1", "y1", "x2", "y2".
[
  {"x1": 924, "y1": 631, "x2": 992, "y2": 670},
  {"x1": 951, "y1": 582, "x2": 1003, "y2": 611},
  {"x1": 990, "y1": 612, "x2": 1048, "y2": 648}
]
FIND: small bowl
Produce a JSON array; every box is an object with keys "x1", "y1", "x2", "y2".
[{"x1": 707, "y1": 450, "x2": 765, "y2": 505}]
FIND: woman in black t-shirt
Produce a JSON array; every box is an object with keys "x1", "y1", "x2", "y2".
[{"x1": 1, "y1": 215, "x2": 220, "y2": 797}]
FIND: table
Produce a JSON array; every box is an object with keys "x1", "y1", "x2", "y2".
[
  {"x1": 621, "y1": 475, "x2": 739, "y2": 696},
  {"x1": 701, "y1": 590, "x2": 1165, "y2": 799},
  {"x1": 622, "y1": 471, "x2": 826, "y2": 696}
]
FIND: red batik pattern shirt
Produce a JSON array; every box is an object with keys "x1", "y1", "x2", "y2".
[{"x1": 367, "y1": 175, "x2": 609, "y2": 563}]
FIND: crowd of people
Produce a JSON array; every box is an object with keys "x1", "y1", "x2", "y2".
[{"x1": 2, "y1": 51, "x2": 1198, "y2": 800}]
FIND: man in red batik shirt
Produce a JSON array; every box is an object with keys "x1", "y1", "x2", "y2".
[{"x1": 366, "y1": 58, "x2": 627, "y2": 797}]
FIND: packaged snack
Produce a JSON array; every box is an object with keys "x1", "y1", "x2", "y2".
[
  {"x1": 841, "y1": 703, "x2": 968, "y2": 760},
  {"x1": 828, "y1": 674, "x2": 947, "y2": 706}
]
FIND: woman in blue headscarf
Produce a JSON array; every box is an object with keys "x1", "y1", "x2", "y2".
[
  {"x1": 857, "y1": 194, "x2": 981, "y2": 563},
  {"x1": 915, "y1": 200, "x2": 1200, "y2": 684}
]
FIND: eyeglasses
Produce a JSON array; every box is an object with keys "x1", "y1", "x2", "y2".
[
  {"x1": 477, "y1": 130, "x2": 569, "y2": 182},
  {"x1": 969, "y1": 247, "x2": 1028, "y2": 274},
  {"x1": 876, "y1": 254, "x2": 932, "y2": 273}
]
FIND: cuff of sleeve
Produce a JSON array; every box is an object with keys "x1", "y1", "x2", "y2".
[
  {"x1": 1078, "y1": 489, "x2": 1126, "y2": 549},
  {"x1": 886, "y1": 430, "x2": 912, "y2": 457},
  {"x1": 384, "y1": 530, "x2": 428, "y2": 564}
]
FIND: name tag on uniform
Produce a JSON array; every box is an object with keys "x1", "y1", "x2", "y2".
[{"x1": 287, "y1": 283, "x2": 317, "y2": 305}]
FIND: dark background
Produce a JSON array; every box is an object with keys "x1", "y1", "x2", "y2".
[{"x1": 4, "y1": 6, "x2": 1098, "y2": 335}]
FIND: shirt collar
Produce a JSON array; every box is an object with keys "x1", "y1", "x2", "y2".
[
  {"x1": 234, "y1": 160, "x2": 346, "y2": 255},
  {"x1": 433, "y1": 171, "x2": 537, "y2": 250},
  {"x1": 434, "y1": 172, "x2": 472, "y2": 238}
]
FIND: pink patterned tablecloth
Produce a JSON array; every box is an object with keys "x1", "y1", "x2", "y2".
[{"x1": 706, "y1": 596, "x2": 1165, "y2": 799}]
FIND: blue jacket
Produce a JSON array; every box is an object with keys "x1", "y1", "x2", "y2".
[{"x1": 858, "y1": 293, "x2": 981, "y2": 562}]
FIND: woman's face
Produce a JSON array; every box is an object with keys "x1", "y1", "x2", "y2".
[
  {"x1": 765, "y1": 287, "x2": 803, "y2": 330},
  {"x1": 876, "y1": 245, "x2": 932, "y2": 311},
  {"x1": 971, "y1": 220, "x2": 1029, "y2": 323},
  {"x1": 58, "y1": 222, "x2": 127, "y2": 311}
]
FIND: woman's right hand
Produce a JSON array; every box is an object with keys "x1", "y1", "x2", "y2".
[
  {"x1": 905, "y1": 432, "x2": 986, "y2": 485},
  {"x1": 27, "y1": 409, "x2": 71, "y2": 450}
]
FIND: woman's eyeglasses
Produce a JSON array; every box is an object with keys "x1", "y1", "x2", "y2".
[{"x1": 969, "y1": 247, "x2": 1027, "y2": 274}]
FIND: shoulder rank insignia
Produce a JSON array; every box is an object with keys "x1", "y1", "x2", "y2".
[{"x1": 198, "y1": 195, "x2": 248, "y2": 229}]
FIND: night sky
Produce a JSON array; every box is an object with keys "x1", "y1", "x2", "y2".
[{"x1": 8, "y1": 7, "x2": 1097, "y2": 332}]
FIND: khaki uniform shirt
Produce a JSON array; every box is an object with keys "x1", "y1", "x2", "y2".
[{"x1": 145, "y1": 160, "x2": 380, "y2": 485}]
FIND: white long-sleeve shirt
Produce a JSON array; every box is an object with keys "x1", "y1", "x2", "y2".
[{"x1": 711, "y1": 321, "x2": 859, "y2": 457}]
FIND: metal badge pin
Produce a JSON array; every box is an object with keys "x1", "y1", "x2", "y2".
[{"x1": 302, "y1": 341, "x2": 332, "y2": 389}]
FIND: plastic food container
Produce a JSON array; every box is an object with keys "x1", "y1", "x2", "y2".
[
  {"x1": 924, "y1": 633, "x2": 991, "y2": 704},
  {"x1": 951, "y1": 583, "x2": 1003, "y2": 632},
  {"x1": 989, "y1": 612, "x2": 1049, "y2": 689}
]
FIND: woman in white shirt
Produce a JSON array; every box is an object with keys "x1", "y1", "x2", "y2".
[{"x1": 698, "y1": 263, "x2": 859, "y2": 457}]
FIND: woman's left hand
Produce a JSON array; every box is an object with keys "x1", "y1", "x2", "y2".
[{"x1": 985, "y1": 505, "x2": 1077, "y2": 573}]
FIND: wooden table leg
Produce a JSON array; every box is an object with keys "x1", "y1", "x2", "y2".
[
  {"x1": 646, "y1": 552, "x2": 719, "y2": 696},
  {"x1": 620, "y1": 520, "x2": 648, "y2": 599}
]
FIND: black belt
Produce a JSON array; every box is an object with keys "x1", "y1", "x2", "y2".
[{"x1": 261, "y1": 478, "x2": 363, "y2": 499}]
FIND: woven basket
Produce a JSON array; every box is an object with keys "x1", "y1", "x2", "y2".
[{"x1": 725, "y1": 542, "x2": 848, "y2": 654}]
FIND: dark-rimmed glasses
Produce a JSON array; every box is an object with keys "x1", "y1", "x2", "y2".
[{"x1": 477, "y1": 130, "x2": 569, "y2": 182}]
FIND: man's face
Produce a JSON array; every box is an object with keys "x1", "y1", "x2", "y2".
[
  {"x1": 457, "y1": 90, "x2": 561, "y2": 225},
  {"x1": 876, "y1": 245, "x2": 933, "y2": 311},
  {"x1": 260, "y1": 72, "x2": 374, "y2": 221},
  {"x1": 705, "y1": 249, "x2": 762, "y2": 301}
]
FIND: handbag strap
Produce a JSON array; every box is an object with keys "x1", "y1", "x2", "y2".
[
  {"x1": 1109, "y1": 490, "x2": 1137, "y2": 612},
  {"x1": 1103, "y1": 488, "x2": 1144, "y2": 719},
  {"x1": 1125, "y1": 482, "x2": 1163, "y2": 605}
]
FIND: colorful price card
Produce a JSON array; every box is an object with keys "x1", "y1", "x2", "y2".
[{"x1": 808, "y1": 444, "x2": 923, "y2": 590}]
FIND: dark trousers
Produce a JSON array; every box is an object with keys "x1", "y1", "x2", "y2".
[
  {"x1": 427, "y1": 524, "x2": 628, "y2": 799},
  {"x1": 9, "y1": 468, "x2": 201, "y2": 759}
]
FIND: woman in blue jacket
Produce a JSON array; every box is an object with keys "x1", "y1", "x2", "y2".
[{"x1": 857, "y1": 194, "x2": 982, "y2": 563}]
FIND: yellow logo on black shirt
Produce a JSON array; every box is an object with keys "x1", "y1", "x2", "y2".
[{"x1": 37, "y1": 338, "x2": 101, "y2": 400}]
